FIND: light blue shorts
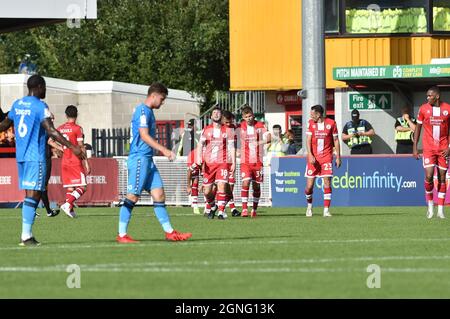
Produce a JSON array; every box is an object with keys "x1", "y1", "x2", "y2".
[
  {"x1": 127, "y1": 156, "x2": 163, "y2": 195},
  {"x1": 17, "y1": 161, "x2": 46, "y2": 191}
]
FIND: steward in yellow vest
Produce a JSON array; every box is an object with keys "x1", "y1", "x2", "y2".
[
  {"x1": 342, "y1": 109, "x2": 376, "y2": 154},
  {"x1": 395, "y1": 106, "x2": 416, "y2": 154}
]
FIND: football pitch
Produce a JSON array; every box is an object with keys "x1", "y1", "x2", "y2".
[{"x1": 0, "y1": 206, "x2": 449, "y2": 298}]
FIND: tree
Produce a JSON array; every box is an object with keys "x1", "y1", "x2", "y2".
[{"x1": 0, "y1": 0, "x2": 229, "y2": 110}]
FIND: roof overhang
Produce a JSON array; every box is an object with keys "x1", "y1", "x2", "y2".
[
  {"x1": 0, "y1": 0, "x2": 96, "y2": 33},
  {"x1": 333, "y1": 63, "x2": 450, "y2": 90}
]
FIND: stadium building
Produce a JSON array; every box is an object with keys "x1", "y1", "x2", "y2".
[{"x1": 229, "y1": 0, "x2": 450, "y2": 154}]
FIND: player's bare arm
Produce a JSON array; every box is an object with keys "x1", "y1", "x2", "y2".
[
  {"x1": 306, "y1": 134, "x2": 315, "y2": 164},
  {"x1": 41, "y1": 118, "x2": 85, "y2": 160},
  {"x1": 195, "y1": 137, "x2": 205, "y2": 167},
  {"x1": 138, "y1": 127, "x2": 175, "y2": 160},
  {"x1": 78, "y1": 140, "x2": 91, "y2": 175},
  {"x1": 48, "y1": 138, "x2": 64, "y2": 152},
  {"x1": 186, "y1": 168, "x2": 192, "y2": 194},
  {"x1": 412, "y1": 122, "x2": 422, "y2": 159},
  {"x1": 0, "y1": 117, "x2": 12, "y2": 132},
  {"x1": 334, "y1": 136, "x2": 341, "y2": 168}
]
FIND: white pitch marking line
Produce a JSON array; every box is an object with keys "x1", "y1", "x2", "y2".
[
  {"x1": 1, "y1": 237, "x2": 450, "y2": 251},
  {"x1": 2, "y1": 256, "x2": 450, "y2": 272}
]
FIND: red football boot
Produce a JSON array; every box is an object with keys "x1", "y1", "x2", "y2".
[
  {"x1": 116, "y1": 234, "x2": 139, "y2": 243},
  {"x1": 165, "y1": 230, "x2": 192, "y2": 241}
]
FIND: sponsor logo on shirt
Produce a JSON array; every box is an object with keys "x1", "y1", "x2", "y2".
[{"x1": 22, "y1": 180, "x2": 36, "y2": 187}]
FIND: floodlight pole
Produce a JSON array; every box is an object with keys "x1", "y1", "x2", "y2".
[{"x1": 301, "y1": 0, "x2": 326, "y2": 153}]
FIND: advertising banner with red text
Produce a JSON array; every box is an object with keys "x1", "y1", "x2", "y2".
[{"x1": 0, "y1": 158, "x2": 119, "y2": 205}]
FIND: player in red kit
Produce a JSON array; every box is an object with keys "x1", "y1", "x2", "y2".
[
  {"x1": 222, "y1": 110, "x2": 240, "y2": 217},
  {"x1": 195, "y1": 107, "x2": 235, "y2": 219},
  {"x1": 186, "y1": 147, "x2": 201, "y2": 215},
  {"x1": 239, "y1": 106, "x2": 271, "y2": 218},
  {"x1": 57, "y1": 105, "x2": 90, "y2": 218},
  {"x1": 304, "y1": 104, "x2": 341, "y2": 217},
  {"x1": 413, "y1": 86, "x2": 450, "y2": 219}
]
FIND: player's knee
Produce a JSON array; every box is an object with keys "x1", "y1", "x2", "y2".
[{"x1": 126, "y1": 194, "x2": 139, "y2": 203}]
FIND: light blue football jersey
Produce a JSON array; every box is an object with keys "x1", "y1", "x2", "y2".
[
  {"x1": 8, "y1": 96, "x2": 51, "y2": 162},
  {"x1": 129, "y1": 103, "x2": 156, "y2": 158}
]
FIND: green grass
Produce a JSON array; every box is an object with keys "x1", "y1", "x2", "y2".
[{"x1": 0, "y1": 206, "x2": 449, "y2": 298}]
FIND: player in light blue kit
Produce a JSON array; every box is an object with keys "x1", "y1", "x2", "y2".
[
  {"x1": 117, "y1": 82, "x2": 192, "y2": 243},
  {"x1": 0, "y1": 75, "x2": 84, "y2": 246}
]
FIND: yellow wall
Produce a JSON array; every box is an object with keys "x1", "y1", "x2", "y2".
[
  {"x1": 229, "y1": 0, "x2": 450, "y2": 90},
  {"x1": 229, "y1": 0, "x2": 301, "y2": 91}
]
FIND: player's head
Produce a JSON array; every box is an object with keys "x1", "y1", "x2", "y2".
[
  {"x1": 65, "y1": 105, "x2": 78, "y2": 119},
  {"x1": 27, "y1": 74, "x2": 46, "y2": 99},
  {"x1": 210, "y1": 107, "x2": 222, "y2": 123},
  {"x1": 221, "y1": 110, "x2": 235, "y2": 127},
  {"x1": 187, "y1": 118, "x2": 195, "y2": 128},
  {"x1": 241, "y1": 105, "x2": 255, "y2": 125},
  {"x1": 427, "y1": 86, "x2": 441, "y2": 106},
  {"x1": 147, "y1": 82, "x2": 168, "y2": 109},
  {"x1": 351, "y1": 109, "x2": 360, "y2": 123},
  {"x1": 310, "y1": 104, "x2": 324, "y2": 123}
]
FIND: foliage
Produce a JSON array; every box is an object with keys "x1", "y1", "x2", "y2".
[{"x1": 0, "y1": 0, "x2": 230, "y2": 110}]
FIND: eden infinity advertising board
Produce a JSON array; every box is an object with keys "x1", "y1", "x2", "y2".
[{"x1": 271, "y1": 156, "x2": 425, "y2": 207}]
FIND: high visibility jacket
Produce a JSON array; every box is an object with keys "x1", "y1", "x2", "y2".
[
  {"x1": 345, "y1": 120, "x2": 372, "y2": 148},
  {"x1": 395, "y1": 117, "x2": 414, "y2": 141}
]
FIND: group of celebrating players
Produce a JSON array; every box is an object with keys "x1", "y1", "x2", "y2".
[{"x1": 186, "y1": 106, "x2": 270, "y2": 220}]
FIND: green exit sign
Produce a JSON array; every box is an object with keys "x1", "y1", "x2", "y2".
[{"x1": 348, "y1": 92, "x2": 392, "y2": 111}]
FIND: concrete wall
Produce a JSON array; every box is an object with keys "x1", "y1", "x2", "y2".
[{"x1": 0, "y1": 74, "x2": 201, "y2": 146}]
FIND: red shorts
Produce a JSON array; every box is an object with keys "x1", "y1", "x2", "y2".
[
  {"x1": 62, "y1": 164, "x2": 86, "y2": 187},
  {"x1": 227, "y1": 164, "x2": 235, "y2": 184},
  {"x1": 305, "y1": 156, "x2": 333, "y2": 178},
  {"x1": 203, "y1": 164, "x2": 228, "y2": 186},
  {"x1": 423, "y1": 150, "x2": 448, "y2": 170},
  {"x1": 241, "y1": 163, "x2": 263, "y2": 184}
]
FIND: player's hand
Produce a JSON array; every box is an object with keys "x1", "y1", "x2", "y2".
[
  {"x1": 230, "y1": 163, "x2": 236, "y2": 175},
  {"x1": 335, "y1": 157, "x2": 341, "y2": 168},
  {"x1": 412, "y1": 147, "x2": 420, "y2": 159},
  {"x1": 187, "y1": 185, "x2": 192, "y2": 194},
  {"x1": 442, "y1": 147, "x2": 450, "y2": 158},
  {"x1": 307, "y1": 154, "x2": 316, "y2": 165},
  {"x1": 162, "y1": 148, "x2": 176, "y2": 161}
]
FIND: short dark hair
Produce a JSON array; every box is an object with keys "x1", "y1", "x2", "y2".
[
  {"x1": 148, "y1": 82, "x2": 168, "y2": 96},
  {"x1": 27, "y1": 75, "x2": 45, "y2": 91},
  {"x1": 273, "y1": 124, "x2": 282, "y2": 130},
  {"x1": 241, "y1": 106, "x2": 253, "y2": 116},
  {"x1": 211, "y1": 106, "x2": 222, "y2": 115},
  {"x1": 65, "y1": 105, "x2": 78, "y2": 118},
  {"x1": 222, "y1": 110, "x2": 235, "y2": 120},
  {"x1": 311, "y1": 104, "x2": 324, "y2": 116},
  {"x1": 428, "y1": 86, "x2": 441, "y2": 95}
]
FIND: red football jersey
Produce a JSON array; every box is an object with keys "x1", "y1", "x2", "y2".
[
  {"x1": 307, "y1": 118, "x2": 338, "y2": 158},
  {"x1": 57, "y1": 121, "x2": 84, "y2": 166},
  {"x1": 239, "y1": 120, "x2": 268, "y2": 166},
  {"x1": 200, "y1": 124, "x2": 231, "y2": 165},
  {"x1": 417, "y1": 102, "x2": 450, "y2": 152}
]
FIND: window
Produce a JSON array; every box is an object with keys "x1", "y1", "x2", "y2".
[
  {"x1": 345, "y1": 0, "x2": 428, "y2": 34},
  {"x1": 433, "y1": 0, "x2": 450, "y2": 32},
  {"x1": 325, "y1": 0, "x2": 339, "y2": 33}
]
